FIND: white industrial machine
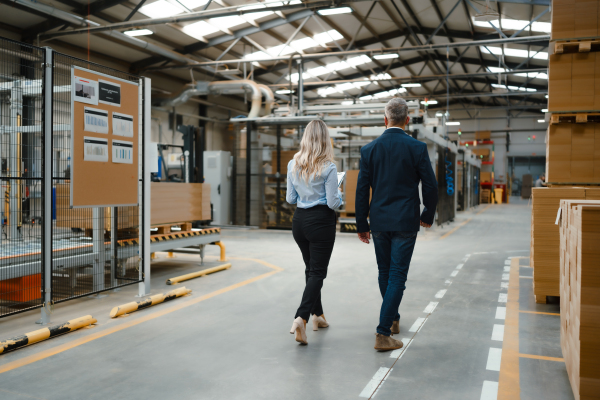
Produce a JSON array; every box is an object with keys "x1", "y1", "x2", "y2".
[{"x1": 203, "y1": 151, "x2": 232, "y2": 225}]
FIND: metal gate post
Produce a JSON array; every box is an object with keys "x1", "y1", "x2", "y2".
[
  {"x1": 139, "y1": 77, "x2": 151, "y2": 297},
  {"x1": 92, "y1": 207, "x2": 105, "y2": 292},
  {"x1": 40, "y1": 47, "x2": 53, "y2": 325}
]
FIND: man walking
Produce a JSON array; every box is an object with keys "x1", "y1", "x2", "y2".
[{"x1": 355, "y1": 97, "x2": 438, "y2": 351}]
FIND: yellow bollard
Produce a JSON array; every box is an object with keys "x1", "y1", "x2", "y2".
[
  {"x1": 109, "y1": 287, "x2": 191, "y2": 318},
  {"x1": 167, "y1": 252, "x2": 175, "y2": 258},
  {"x1": 166, "y1": 263, "x2": 231, "y2": 285},
  {"x1": 214, "y1": 241, "x2": 227, "y2": 261},
  {"x1": 0, "y1": 315, "x2": 97, "y2": 354}
]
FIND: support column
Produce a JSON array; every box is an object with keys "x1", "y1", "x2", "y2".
[
  {"x1": 9, "y1": 81, "x2": 23, "y2": 241},
  {"x1": 245, "y1": 121, "x2": 251, "y2": 226},
  {"x1": 40, "y1": 47, "x2": 53, "y2": 325},
  {"x1": 139, "y1": 77, "x2": 152, "y2": 297},
  {"x1": 92, "y1": 207, "x2": 105, "y2": 292}
]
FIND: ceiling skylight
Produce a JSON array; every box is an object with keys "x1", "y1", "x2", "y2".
[
  {"x1": 245, "y1": 30, "x2": 343, "y2": 60},
  {"x1": 316, "y1": 80, "x2": 379, "y2": 97},
  {"x1": 288, "y1": 55, "x2": 373, "y2": 82},
  {"x1": 473, "y1": 18, "x2": 551, "y2": 33},
  {"x1": 481, "y1": 46, "x2": 548, "y2": 60},
  {"x1": 139, "y1": 0, "x2": 184, "y2": 18},
  {"x1": 486, "y1": 67, "x2": 548, "y2": 80},
  {"x1": 182, "y1": 21, "x2": 219, "y2": 40},
  {"x1": 491, "y1": 83, "x2": 537, "y2": 92},
  {"x1": 370, "y1": 73, "x2": 391, "y2": 80},
  {"x1": 318, "y1": 7, "x2": 352, "y2": 15}
]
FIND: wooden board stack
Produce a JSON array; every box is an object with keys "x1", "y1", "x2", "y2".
[
  {"x1": 559, "y1": 199, "x2": 600, "y2": 400},
  {"x1": 530, "y1": 187, "x2": 600, "y2": 303}
]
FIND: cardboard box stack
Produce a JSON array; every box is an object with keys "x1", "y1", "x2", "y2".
[
  {"x1": 531, "y1": 187, "x2": 600, "y2": 303},
  {"x1": 559, "y1": 199, "x2": 600, "y2": 400},
  {"x1": 551, "y1": 0, "x2": 599, "y2": 41}
]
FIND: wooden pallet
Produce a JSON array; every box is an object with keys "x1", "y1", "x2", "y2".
[
  {"x1": 554, "y1": 38, "x2": 600, "y2": 54},
  {"x1": 152, "y1": 222, "x2": 192, "y2": 235},
  {"x1": 549, "y1": 112, "x2": 600, "y2": 125}
]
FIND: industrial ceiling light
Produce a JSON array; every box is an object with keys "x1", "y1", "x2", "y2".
[
  {"x1": 318, "y1": 7, "x2": 352, "y2": 15},
  {"x1": 373, "y1": 53, "x2": 399, "y2": 60},
  {"x1": 537, "y1": 119, "x2": 546, "y2": 123},
  {"x1": 420, "y1": 100, "x2": 438, "y2": 105},
  {"x1": 401, "y1": 83, "x2": 421, "y2": 88},
  {"x1": 276, "y1": 89, "x2": 293, "y2": 94},
  {"x1": 124, "y1": 29, "x2": 153, "y2": 36},
  {"x1": 435, "y1": 112, "x2": 443, "y2": 117},
  {"x1": 446, "y1": 121, "x2": 460, "y2": 126},
  {"x1": 541, "y1": 109, "x2": 548, "y2": 112}
]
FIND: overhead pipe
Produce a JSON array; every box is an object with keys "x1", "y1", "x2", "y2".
[
  {"x1": 13, "y1": 0, "x2": 199, "y2": 66},
  {"x1": 158, "y1": 80, "x2": 263, "y2": 118},
  {"x1": 257, "y1": 84, "x2": 274, "y2": 116}
]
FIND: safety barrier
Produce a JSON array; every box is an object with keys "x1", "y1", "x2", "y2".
[
  {"x1": 110, "y1": 287, "x2": 191, "y2": 318},
  {"x1": 166, "y1": 263, "x2": 231, "y2": 285}
]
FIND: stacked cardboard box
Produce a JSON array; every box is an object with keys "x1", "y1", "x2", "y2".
[
  {"x1": 546, "y1": 122, "x2": 600, "y2": 183},
  {"x1": 530, "y1": 187, "x2": 600, "y2": 303},
  {"x1": 559, "y1": 199, "x2": 600, "y2": 400},
  {"x1": 548, "y1": 52, "x2": 600, "y2": 112},
  {"x1": 551, "y1": 0, "x2": 599, "y2": 40}
]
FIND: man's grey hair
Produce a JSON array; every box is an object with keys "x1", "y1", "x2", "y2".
[{"x1": 385, "y1": 97, "x2": 408, "y2": 125}]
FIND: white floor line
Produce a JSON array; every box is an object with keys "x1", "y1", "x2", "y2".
[
  {"x1": 504, "y1": 266, "x2": 511, "y2": 272},
  {"x1": 480, "y1": 380, "x2": 499, "y2": 400},
  {"x1": 498, "y1": 293, "x2": 507, "y2": 303},
  {"x1": 408, "y1": 317, "x2": 426, "y2": 332},
  {"x1": 359, "y1": 367, "x2": 392, "y2": 398},
  {"x1": 445, "y1": 280, "x2": 452, "y2": 285},
  {"x1": 502, "y1": 273, "x2": 509, "y2": 281},
  {"x1": 504, "y1": 260, "x2": 511, "y2": 265},
  {"x1": 435, "y1": 289, "x2": 447, "y2": 298},
  {"x1": 486, "y1": 348, "x2": 502, "y2": 371},
  {"x1": 473, "y1": 252, "x2": 498, "y2": 254},
  {"x1": 495, "y1": 307, "x2": 506, "y2": 320},
  {"x1": 456, "y1": 263, "x2": 464, "y2": 269},
  {"x1": 423, "y1": 302, "x2": 438, "y2": 313},
  {"x1": 501, "y1": 282, "x2": 509, "y2": 289},
  {"x1": 519, "y1": 276, "x2": 533, "y2": 279},
  {"x1": 491, "y1": 324, "x2": 504, "y2": 341},
  {"x1": 389, "y1": 338, "x2": 413, "y2": 358},
  {"x1": 450, "y1": 270, "x2": 459, "y2": 277}
]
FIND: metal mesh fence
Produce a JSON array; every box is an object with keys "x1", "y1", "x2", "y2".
[
  {"x1": 51, "y1": 54, "x2": 143, "y2": 303},
  {"x1": 0, "y1": 37, "x2": 145, "y2": 318},
  {"x1": 0, "y1": 38, "x2": 45, "y2": 317},
  {"x1": 231, "y1": 122, "x2": 299, "y2": 228}
]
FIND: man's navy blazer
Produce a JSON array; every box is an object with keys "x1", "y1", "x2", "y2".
[{"x1": 355, "y1": 127, "x2": 438, "y2": 233}]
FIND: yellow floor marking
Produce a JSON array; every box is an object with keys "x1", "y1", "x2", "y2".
[
  {"x1": 477, "y1": 204, "x2": 493, "y2": 215},
  {"x1": 519, "y1": 353, "x2": 564, "y2": 362},
  {"x1": 440, "y1": 219, "x2": 472, "y2": 239},
  {"x1": 0, "y1": 259, "x2": 282, "y2": 375},
  {"x1": 498, "y1": 257, "x2": 521, "y2": 400},
  {"x1": 519, "y1": 310, "x2": 560, "y2": 316}
]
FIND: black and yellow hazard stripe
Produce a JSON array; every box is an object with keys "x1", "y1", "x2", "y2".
[
  {"x1": 110, "y1": 287, "x2": 191, "y2": 318},
  {"x1": 0, "y1": 315, "x2": 97, "y2": 354},
  {"x1": 340, "y1": 223, "x2": 358, "y2": 233},
  {"x1": 118, "y1": 227, "x2": 221, "y2": 247}
]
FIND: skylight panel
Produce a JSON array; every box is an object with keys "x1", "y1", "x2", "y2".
[
  {"x1": 347, "y1": 55, "x2": 372, "y2": 67},
  {"x1": 359, "y1": 95, "x2": 373, "y2": 101},
  {"x1": 291, "y1": 37, "x2": 319, "y2": 51},
  {"x1": 481, "y1": 46, "x2": 547, "y2": 60},
  {"x1": 473, "y1": 18, "x2": 550, "y2": 33},
  {"x1": 306, "y1": 66, "x2": 330, "y2": 77},
  {"x1": 313, "y1": 30, "x2": 344, "y2": 45},
  {"x1": 245, "y1": 50, "x2": 270, "y2": 60},
  {"x1": 336, "y1": 82, "x2": 356, "y2": 92},
  {"x1": 370, "y1": 73, "x2": 391, "y2": 80},
  {"x1": 179, "y1": 0, "x2": 209, "y2": 10},
  {"x1": 210, "y1": 15, "x2": 247, "y2": 29},
  {"x1": 183, "y1": 20, "x2": 219, "y2": 40},
  {"x1": 139, "y1": 0, "x2": 183, "y2": 18}
]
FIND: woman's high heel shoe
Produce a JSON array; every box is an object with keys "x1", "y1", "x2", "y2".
[
  {"x1": 312, "y1": 314, "x2": 329, "y2": 331},
  {"x1": 290, "y1": 317, "x2": 308, "y2": 344}
]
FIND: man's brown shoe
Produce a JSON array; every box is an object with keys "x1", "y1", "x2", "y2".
[
  {"x1": 391, "y1": 320, "x2": 400, "y2": 335},
  {"x1": 374, "y1": 333, "x2": 403, "y2": 351}
]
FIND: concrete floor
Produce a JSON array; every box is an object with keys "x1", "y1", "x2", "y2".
[{"x1": 0, "y1": 199, "x2": 574, "y2": 400}]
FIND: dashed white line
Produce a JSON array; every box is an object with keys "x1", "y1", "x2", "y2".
[
  {"x1": 504, "y1": 260, "x2": 511, "y2": 265},
  {"x1": 389, "y1": 338, "x2": 413, "y2": 358},
  {"x1": 495, "y1": 307, "x2": 506, "y2": 320},
  {"x1": 456, "y1": 264, "x2": 464, "y2": 269},
  {"x1": 435, "y1": 289, "x2": 447, "y2": 299},
  {"x1": 486, "y1": 348, "x2": 502, "y2": 371},
  {"x1": 502, "y1": 273, "x2": 509, "y2": 281},
  {"x1": 503, "y1": 266, "x2": 511, "y2": 272},
  {"x1": 450, "y1": 270, "x2": 459, "y2": 277},
  {"x1": 480, "y1": 380, "x2": 499, "y2": 400},
  {"x1": 491, "y1": 324, "x2": 504, "y2": 341},
  {"x1": 501, "y1": 282, "x2": 509, "y2": 289},
  {"x1": 408, "y1": 317, "x2": 426, "y2": 332},
  {"x1": 498, "y1": 293, "x2": 507, "y2": 303},
  {"x1": 423, "y1": 302, "x2": 439, "y2": 314},
  {"x1": 359, "y1": 367, "x2": 392, "y2": 398},
  {"x1": 445, "y1": 279, "x2": 452, "y2": 285}
]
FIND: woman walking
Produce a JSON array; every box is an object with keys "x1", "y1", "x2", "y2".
[{"x1": 287, "y1": 120, "x2": 342, "y2": 345}]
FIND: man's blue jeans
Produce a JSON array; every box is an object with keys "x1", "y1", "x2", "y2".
[{"x1": 372, "y1": 231, "x2": 418, "y2": 336}]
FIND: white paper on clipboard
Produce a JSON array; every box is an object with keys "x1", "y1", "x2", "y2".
[{"x1": 337, "y1": 172, "x2": 346, "y2": 187}]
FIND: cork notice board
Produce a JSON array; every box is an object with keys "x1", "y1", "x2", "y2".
[{"x1": 71, "y1": 67, "x2": 139, "y2": 207}]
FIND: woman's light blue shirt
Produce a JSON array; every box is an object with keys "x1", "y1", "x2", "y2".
[{"x1": 286, "y1": 160, "x2": 343, "y2": 209}]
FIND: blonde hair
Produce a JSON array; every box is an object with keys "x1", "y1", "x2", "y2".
[{"x1": 292, "y1": 120, "x2": 334, "y2": 182}]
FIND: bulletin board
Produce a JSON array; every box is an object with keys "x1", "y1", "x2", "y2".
[{"x1": 70, "y1": 66, "x2": 140, "y2": 207}]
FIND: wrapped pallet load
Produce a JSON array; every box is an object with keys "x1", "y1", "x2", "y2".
[{"x1": 559, "y1": 199, "x2": 600, "y2": 400}]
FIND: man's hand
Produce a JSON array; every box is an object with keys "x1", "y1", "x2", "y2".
[
  {"x1": 420, "y1": 221, "x2": 432, "y2": 228},
  {"x1": 358, "y1": 232, "x2": 370, "y2": 244}
]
